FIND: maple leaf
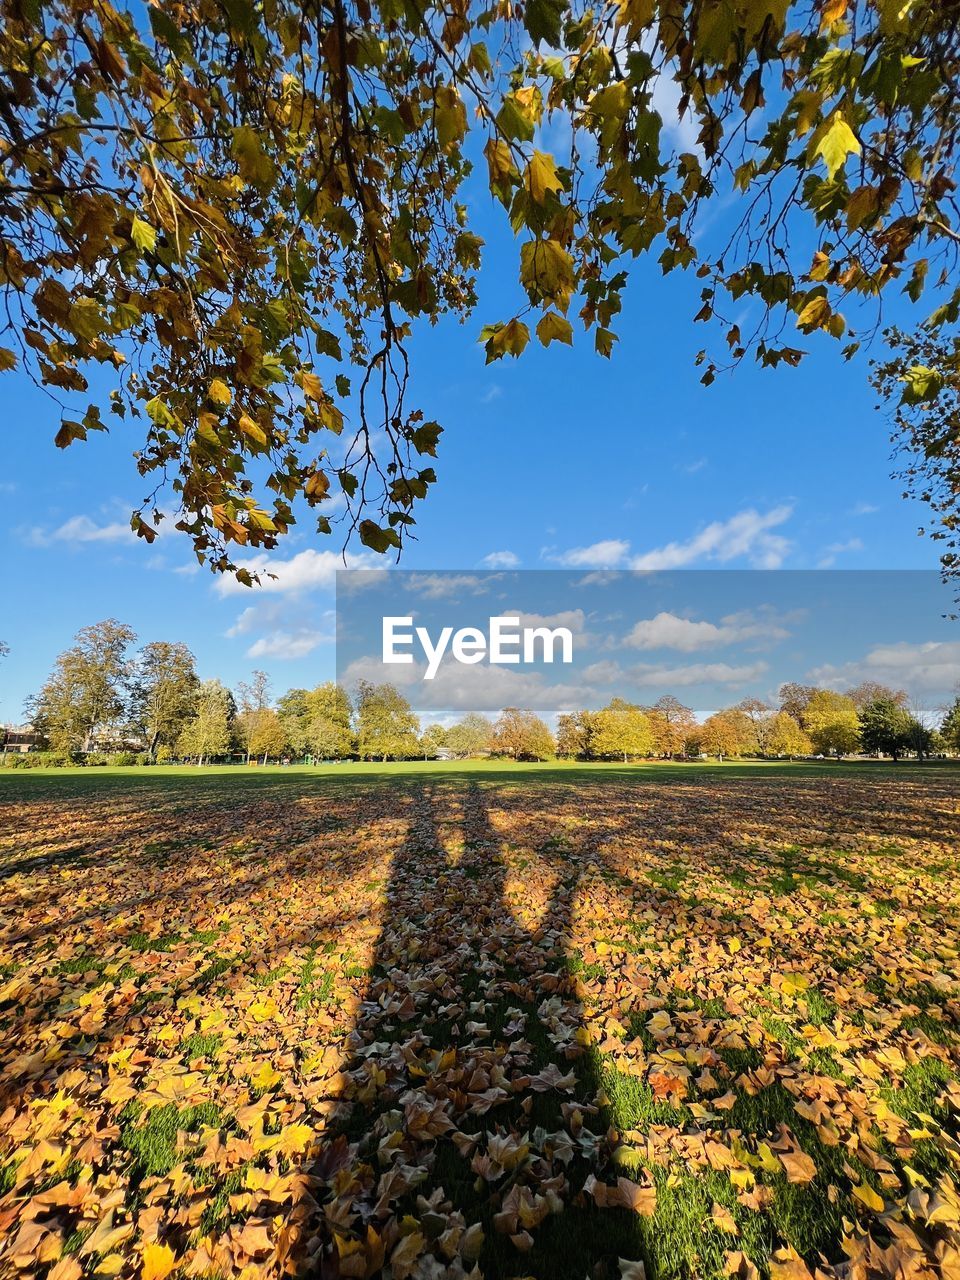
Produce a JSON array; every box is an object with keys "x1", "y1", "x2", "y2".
[
  {"x1": 140, "y1": 1241, "x2": 177, "y2": 1280},
  {"x1": 777, "y1": 1149, "x2": 817, "y2": 1185}
]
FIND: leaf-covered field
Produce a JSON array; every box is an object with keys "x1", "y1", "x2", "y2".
[{"x1": 1, "y1": 764, "x2": 959, "y2": 1280}]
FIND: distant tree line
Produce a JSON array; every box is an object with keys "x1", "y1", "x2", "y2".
[
  {"x1": 1, "y1": 622, "x2": 957, "y2": 765},
  {"x1": 557, "y1": 685, "x2": 945, "y2": 763}
]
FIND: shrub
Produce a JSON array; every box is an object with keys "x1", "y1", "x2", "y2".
[
  {"x1": 84, "y1": 753, "x2": 109, "y2": 767},
  {"x1": 109, "y1": 752, "x2": 139, "y2": 766},
  {"x1": 1, "y1": 751, "x2": 77, "y2": 768}
]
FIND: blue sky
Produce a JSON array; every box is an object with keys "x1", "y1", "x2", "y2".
[{"x1": 1, "y1": 134, "x2": 951, "y2": 721}]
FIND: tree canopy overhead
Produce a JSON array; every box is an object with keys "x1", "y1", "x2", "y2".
[{"x1": 4, "y1": 0, "x2": 960, "y2": 576}]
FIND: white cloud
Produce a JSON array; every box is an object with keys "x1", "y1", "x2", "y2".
[
  {"x1": 409, "y1": 573, "x2": 497, "y2": 600},
  {"x1": 551, "y1": 539, "x2": 631, "y2": 569},
  {"x1": 630, "y1": 660, "x2": 769, "y2": 688},
  {"x1": 811, "y1": 640, "x2": 960, "y2": 697},
  {"x1": 246, "y1": 629, "x2": 331, "y2": 659},
  {"x1": 580, "y1": 659, "x2": 625, "y2": 685},
  {"x1": 214, "y1": 548, "x2": 376, "y2": 597},
  {"x1": 851, "y1": 501, "x2": 879, "y2": 517},
  {"x1": 630, "y1": 506, "x2": 793, "y2": 570},
  {"x1": 649, "y1": 64, "x2": 702, "y2": 155},
  {"x1": 481, "y1": 551, "x2": 520, "y2": 569},
  {"x1": 624, "y1": 609, "x2": 790, "y2": 652},
  {"x1": 548, "y1": 507, "x2": 794, "y2": 573},
  {"x1": 24, "y1": 513, "x2": 135, "y2": 546},
  {"x1": 573, "y1": 571, "x2": 623, "y2": 588},
  {"x1": 816, "y1": 537, "x2": 863, "y2": 569}
]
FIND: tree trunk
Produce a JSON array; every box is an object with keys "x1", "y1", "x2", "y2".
[{"x1": 148, "y1": 729, "x2": 160, "y2": 757}]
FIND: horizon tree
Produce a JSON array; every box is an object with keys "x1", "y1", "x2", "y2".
[
  {"x1": 700, "y1": 708, "x2": 754, "y2": 760},
  {"x1": 27, "y1": 619, "x2": 137, "y2": 752},
  {"x1": 736, "y1": 697, "x2": 773, "y2": 755},
  {"x1": 307, "y1": 683, "x2": 355, "y2": 759},
  {"x1": 647, "y1": 695, "x2": 696, "y2": 758},
  {"x1": 247, "y1": 707, "x2": 287, "y2": 765},
  {"x1": 236, "y1": 670, "x2": 272, "y2": 763},
  {"x1": 356, "y1": 682, "x2": 419, "y2": 762},
  {"x1": 177, "y1": 679, "x2": 233, "y2": 765},
  {"x1": 859, "y1": 697, "x2": 914, "y2": 761},
  {"x1": 778, "y1": 683, "x2": 817, "y2": 726},
  {"x1": 555, "y1": 710, "x2": 597, "y2": 760},
  {"x1": 493, "y1": 708, "x2": 554, "y2": 762},
  {"x1": 847, "y1": 681, "x2": 908, "y2": 711},
  {"x1": 942, "y1": 696, "x2": 960, "y2": 754},
  {"x1": 130, "y1": 640, "x2": 199, "y2": 756},
  {"x1": 420, "y1": 724, "x2": 448, "y2": 761},
  {"x1": 765, "y1": 712, "x2": 813, "y2": 759},
  {"x1": 591, "y1": 698, "x2": 653, "y2": 762},
  {"x1": 445, "y1": 713, "x2": 495, "y2": 759},
  {"x1": 277, "y1": 687, "x2": 311, "y2": 758},
  {"x1": 804, "y1": 690, "x2": 861, "y2": 758}
]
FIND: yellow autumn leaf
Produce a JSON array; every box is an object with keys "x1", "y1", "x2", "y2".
[
  {"x1": 141, "y1": 1241, "x2": 177, "y2": 1280},
  {"x1": 520, "y1": 238, "x2": 575, "y2": 307},
  {"x1": 852, "y1": 1182, "x2": 885, "y2": 1212},
  {"x1": 207, "y1": 378, "x2": 232, "y2": 407},
  {"x1": 276, "y1": 1122, "x2": 315, "y2": 1157},
  {"x1": 781, "y1": 972, "x2": 810, "y2": 996},
  {"x1": 527, "y1": 150, "x2": 563, "y2": 204},
  {"x1": 231, "y1": 124, "x2": 275, "y2": 187},
  {"x1": 536, "y1": 312, "x2": 573, "y2": 347},
  {"x1": 248, "y1": 1061, "x2": 282, "y2": 1090},
  {"x1": 813, "y1": 111, "x2": 861, "y2": 179},
  {"x1": 485, "y1": 137, "x2": 517, "y2": 187},
  {"x1": 796, "y1": 295, "x2": 830, "y2": 331},
  {"x1": 301, "y1": 371, "x2": 323, "y2": 401},
  {"x1": 238, "y1": 413, "x2": 268, "y2": 447}
]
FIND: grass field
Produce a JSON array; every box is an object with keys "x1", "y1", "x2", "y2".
[{"x1": 0, "y1": 761, "x2": 958, "y2": 1280}]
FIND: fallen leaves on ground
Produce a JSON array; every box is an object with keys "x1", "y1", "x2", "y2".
[{"x1": 0, "y1": 768, "x2": 958, "y2": 1278}]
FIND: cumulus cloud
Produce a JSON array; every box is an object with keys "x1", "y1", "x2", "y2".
[
  {"x1": 409, "y1": 573, "x2": 498, "y2": 600},
  {"x1": 480, "y1": 551, "x2": 520, "y2": 569},
  {"x1": 630, "y1": 506, "x2": 793, "y2": 570},
  {"x1": 548, "y1": 507, "x2": 794, "y2": 572},
  {"x1": 246, "y1": 629, "x2": 332, "y2": 660},
  {"x1": 624, "y1": 609, "x2": 790, "y2": 652},
  {"x1": 816, "y1": 537, "x2": 863, "y2": 569},
  {"x1": 810, "y1": 640, "x2": 960, "y2": 697},
  {"x1": 573, "y1": 571, "x2": 623, "y2": 588},
  {"x1": 214, "y1": 548, "x2": 377, "y2": 596},
  {"x1": 550, "y1": 539, "x2": 631, "y2": 569},
  {"x1": 512, "y1": 608, "x2": 588, "y2": 634},
  {"x1": 629, "y1": 660, "x2": 769, "y2": 688},
  {"x1": 24, "y1": 513, "x2": 136, "y2": 546}
]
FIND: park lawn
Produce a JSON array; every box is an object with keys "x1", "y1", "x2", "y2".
[{"x1": 0, "y1": 764, "x2": 958, "y2": 1280}]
